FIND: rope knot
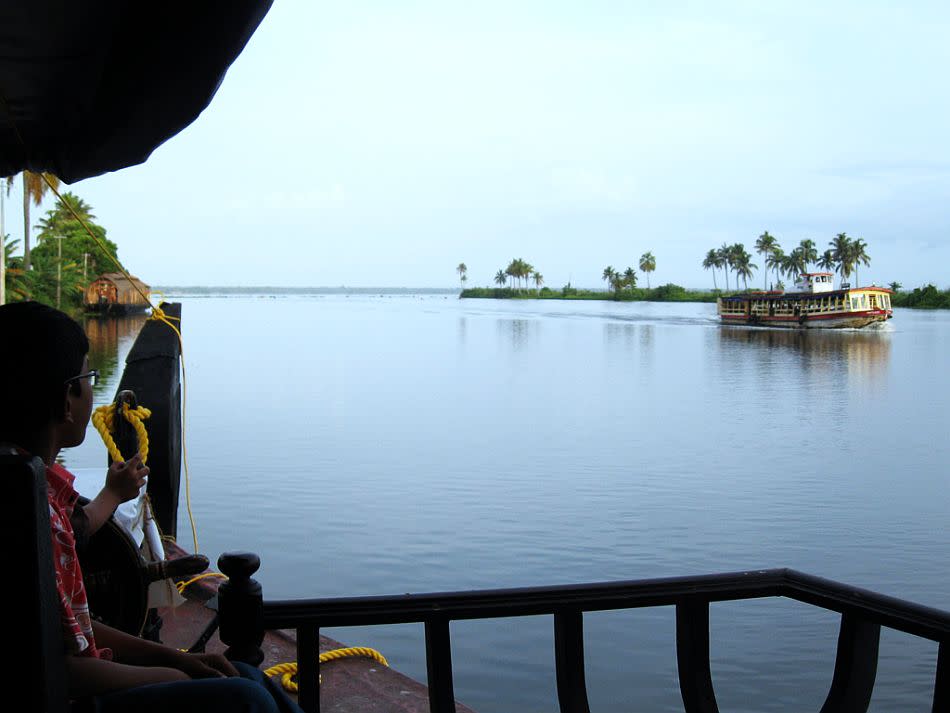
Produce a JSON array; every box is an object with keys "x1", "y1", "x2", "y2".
[{"x1": 92, "y1": 402, "x2": 151, "y2": 464}]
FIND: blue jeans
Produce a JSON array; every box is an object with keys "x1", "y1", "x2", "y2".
[{"x1": 93, "y1": 662, "x2": 302, "y2": 713}]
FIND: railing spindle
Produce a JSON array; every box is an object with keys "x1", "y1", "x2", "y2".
[
  {"x1": 676, "y1": 598, "x2": 720, "y2": 713},
  {"x1": 932, "y1": 640, "x2": 948, "y2": 713},
  {"x1": 297, "y1": 625, "x2": 320, "y2": 713},
  {"x1": 818, "y1": 612, "x2": 879, "y2": 713},
  {"x1": 425, "y1": 617, "x2": 457, "y2": 713},
  {"x1": 554, "y1": 610, "x2": 592, "y2": 713}
]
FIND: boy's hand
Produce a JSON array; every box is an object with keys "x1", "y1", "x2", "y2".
[
  {"x1": 105, "y1": 454, "x2": 149, "y2": 503},
  {"x1": 172, "y1": 652, "x2": 241, "y2": 679}
]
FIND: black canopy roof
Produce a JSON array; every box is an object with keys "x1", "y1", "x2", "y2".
[{"x1": 0, "y1": 0, "x2": 271, "y2": 183}]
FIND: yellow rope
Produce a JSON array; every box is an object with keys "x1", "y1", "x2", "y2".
[
  {"x1": 174, "y1": 572, "x2": 228, "y2": 594},
  {"x1": 263, "y1": 648, "x2": 390, "y2": 693},
  {"x1": 91, "y1": 402, "x2": 152, "y2": 463}
]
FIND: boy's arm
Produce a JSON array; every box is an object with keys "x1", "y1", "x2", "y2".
[
  {"x1": 82, "y1": 455, "x2": 149, "y2": 535},
  {"x1": 92, "y1": 620, "x2": 240, "y2": 677},
  {"x1": 65, "y1": 655, "x2": 188, "y2": 697},
  {"x1": 66, "y1": 622, "x2": 242, "y2": 698}
]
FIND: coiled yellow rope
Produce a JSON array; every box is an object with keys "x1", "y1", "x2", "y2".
[
  {"x1": 264, "y1": 648, "x2": 390, "y2": 693},
  {"x1": 91, "y1": 402, "x2": 152, "y2": 464}
]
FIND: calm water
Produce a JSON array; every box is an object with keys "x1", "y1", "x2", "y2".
[{"x1": 67, "y1": 296, "x2": 950, "y2": 713}]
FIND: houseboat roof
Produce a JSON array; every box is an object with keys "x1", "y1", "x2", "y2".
[{"x1": 91, "y1": 273, "x2": 151, "y2": 291}]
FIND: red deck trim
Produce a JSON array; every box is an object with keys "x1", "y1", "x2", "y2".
[{"x1": 720, "y1": 309, "x2": 890, "y2": 323}]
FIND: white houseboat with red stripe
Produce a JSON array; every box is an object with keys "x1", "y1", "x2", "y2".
[{"x1": 717, "y1": 272, "x2": 893, "y2": 329}]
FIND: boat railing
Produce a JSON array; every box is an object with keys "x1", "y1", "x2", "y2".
[{"x1": 216, "y1": 555, "x2": 950, "y2": 713}]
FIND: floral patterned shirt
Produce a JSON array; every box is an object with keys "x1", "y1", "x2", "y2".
[{"x1": 46, "y1": 462, "x2": 111, "y2": 659}]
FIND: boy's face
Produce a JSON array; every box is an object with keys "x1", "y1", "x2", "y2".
[{"x1": 61, "y1": 355, "x2": 94, "y2": 448}]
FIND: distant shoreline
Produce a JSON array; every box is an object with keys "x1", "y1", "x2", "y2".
[
  {"x1": 461, "y1": 285, "x2": 719, "y2": 303},
  {"x1": 150, "y1": 283, "x2": 950, "y2": 309},
  {"x1": 154, "y1": 286, "x2": 459, "y2": 296}
]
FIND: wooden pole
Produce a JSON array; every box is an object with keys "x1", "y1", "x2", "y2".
[{"x1": 115, "y1": 302, "x2": 183, "y2": 536}]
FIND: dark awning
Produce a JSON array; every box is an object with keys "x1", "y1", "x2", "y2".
[{"x1": 0, "y1": 0, "x2": 271, "y2": 183}]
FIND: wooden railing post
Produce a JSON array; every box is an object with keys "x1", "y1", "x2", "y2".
[
  {"x1": 218, "y1": 551, "x2": 264, "y2": 666},
  {"x1": 297, "y1": 625, "x2": 320, "y2": 713},
  {"x1": 818, "y1": 612, "x2": 879, "y2": 713},
  {"x1": 676, "y1": 598, "x2": 720, "y2": 713},
  {"x1": 934, "y1": 641, "x2": 948, "y2": 713},
  {"x1": 554, "y1": 609, "x2": 592, "y2": 713},
  {"x1": 425, "y1": 616, "x2": 457, "y2": 713}
]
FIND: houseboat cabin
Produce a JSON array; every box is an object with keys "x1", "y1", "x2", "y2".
[
  {"x1": 84, "y1": 273, "x2": 151, "y2": 314},
  {"x1": 717, "y1": 272, "x2": 893, "y2": 329}
]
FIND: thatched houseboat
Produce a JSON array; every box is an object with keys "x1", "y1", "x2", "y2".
[{"x1": 85, "y1": 273, "x2": 151, "y2": 314}]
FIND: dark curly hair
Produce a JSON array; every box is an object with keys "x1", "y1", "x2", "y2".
[{"x1": 0, "y1": 302, "x2": 89, "y2": 451}]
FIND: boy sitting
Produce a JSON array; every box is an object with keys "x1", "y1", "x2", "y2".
[{"x1": 1, "y1": 301, "x2": 287, "y2": 713}]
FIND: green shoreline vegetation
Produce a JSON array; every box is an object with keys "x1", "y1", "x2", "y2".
[
  {"x1": 460, "y1": 283, "x2": 950, "y2": 309},
  {"x1": 3, "y1": 175, "x2": 122, "y2": 317},
  {"x1": 463, "y1": 238, "x2": 950, "y2": 309},
  {"x1": 462, "y1": 284, "x2": 720, "y2": 302}
]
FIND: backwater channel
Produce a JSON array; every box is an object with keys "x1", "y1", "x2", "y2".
[{"x1": 66, "y1": 295, "x2": 950, "y2": 713}]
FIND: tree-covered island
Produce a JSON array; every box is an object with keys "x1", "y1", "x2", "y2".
[{"x1": 460, "y1": 234, "x2": 950, "y2": 308}]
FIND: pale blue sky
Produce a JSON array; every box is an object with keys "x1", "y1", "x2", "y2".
[{"x1": 9, "y1": 1, "x2": 950, "y2": 288}]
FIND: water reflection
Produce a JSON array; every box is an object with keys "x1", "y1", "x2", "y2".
[
  {"x1": 603, "y1": 323, "x2": 655, "y2": 368},
  {"x1": 83, "y1": 314, "x2": 148, "y2": 398},
  {"x1": 604, "y1": 322, "x2": 636, "y2": 348},
  {"x1": 717, "y1": 326, "x2": 891, "y2": 382},
  {"x1": 718, "y1": 327, "x2": 891, "y2": 392},
  {"x1": 498, "y1": 318, "x2": 538, "y2": 350}
]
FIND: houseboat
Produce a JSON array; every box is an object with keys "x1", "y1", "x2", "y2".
[
  {"x1": 717, "y1": 272, "x2": 893, "y2": 329},
  {"x1": 85, "y1": 272, "x2": 152, "y2": 314}
]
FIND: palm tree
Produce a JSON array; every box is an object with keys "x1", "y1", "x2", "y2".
[
  {"x1": 456, "y1": 262, "x2": 467, "y2": 288},
  {"x1": 702, "y1": 249, "x2": 719, "y2": 291},
  {"x1": 850, "y1": 238, "x2": 870, "y2": 286},
  {"x1": 521, "y1": 261, "x2": 534, "y2": 289},
  {"x1": 37, "y1": 192, "x2": 95, "y2": 235},
  {"x1": 602, "y1": 266, "x2": 615, "y2": 292},
  {"x1": 765, "y1": 247, "x2": 785, "y2": 290},
  {"x1": 506, "y1": 259, "x2": 519, "y2": 289},
  {"x1": 623, "y1": 266, "x2": 637, "y2": 289},
  {"x1": 716, "y1": 244, "x2": 731, "y2": 291},
  {"x1": 888, "y1": 281, "x2": 902, "y2": 293},
  {"x1": 754, "y1": 231, "x2": 779, "y2": 290},
  {"x1": 799, "y1": 239, "x2": 818, "y2": 272},
  {"x1": 16, "y1": 171, "x2": 60, "y2": 271},
  {"x1": 830, "y1": 233, "x2": 852, "y2": 282},
  {"x1": 728, "y1": 243, "x2": 749, "y2": 290},
  {"x1": 731, "y1": 245, "x2": 756, "y2": 290},
  {"x1": 610, "y1": 274, "x2": 625, "y2": 296},
  {"x1": 817, "y1": 249, "x2": 835, "y2": 272},
  {"x1": 638, "y1": 252, "x2": 656, "y2": 288},
  {"x1": 532, "y1": 271, "x2": 544, "y2": 292},
  {"x1": 783, "y1": 248, "x2": 807, "y2": 282},
  {"x1": 494, "y1": 269, "x2": 507, "y2": 288}
]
